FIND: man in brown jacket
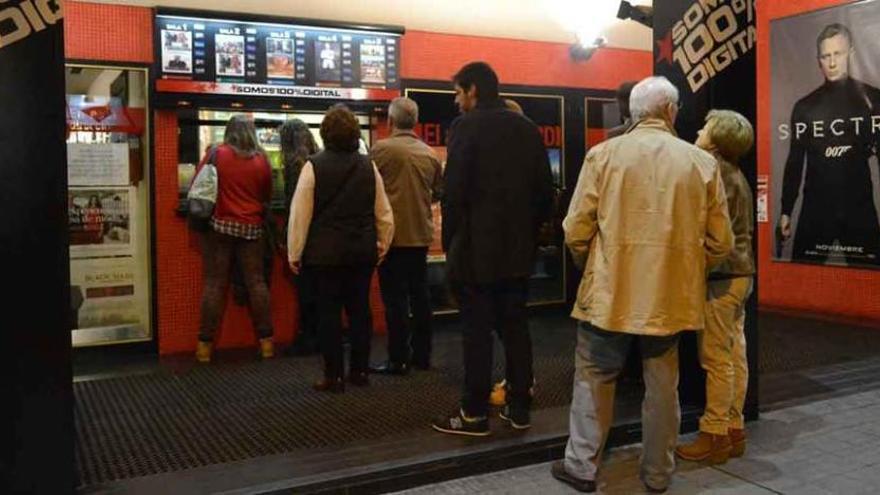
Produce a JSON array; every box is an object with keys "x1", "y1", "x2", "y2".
[
  {"x1": 370, "y1": 97, "x2": 443, "y2": 374},
  {"x1": 551, "y1": 76, "x2": 734, "y2": 493}
]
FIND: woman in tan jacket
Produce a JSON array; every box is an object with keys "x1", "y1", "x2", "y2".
[{"x1": 676, "y1": 110, "x2": 755, "y2": 465}]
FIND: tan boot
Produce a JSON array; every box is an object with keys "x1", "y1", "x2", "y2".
[
  {"x1": 729, "y1": 428, "x2": 746, "y2": 458},
  {"x1": 259, "y1": 338, "x2": 274, "y2": 359},
  {"x1": 195, "y1": 341, "x2": 212, "y2": 363},
  {"x1": 489, "y1": 380, "x2": 507, "y2": 407},
  {"x1": 490, "y1": 378, "x2": 537, "y2": 407},
  {"x1": 676, "y1": 431, "x2": 732, "y2": 464}
]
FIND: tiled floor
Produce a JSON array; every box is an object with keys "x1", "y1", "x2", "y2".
[{"x1": 391, "y1": 386, "x2": 880, "y2": 494}]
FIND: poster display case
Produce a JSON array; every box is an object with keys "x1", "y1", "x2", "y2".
[
  {"x1": 404, "y1": 87, "x2": 567, "y2": 313},
  {"x1": 66, "y1": 65, "x2": 152, "y2": 347}
]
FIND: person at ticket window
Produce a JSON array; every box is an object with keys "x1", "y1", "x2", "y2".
[
  {"x1": 778, "y1": 23, "x2": 880, "y2": 265},
  {"x1": 368, "y1": 97, "x2": 443, "y2": 376},
  {"x1": 287, "y1": 104, "x2": 394, "y2": 393},
  {"x1": 194, "y1": 115, "x2": 275, "y2": 364},
  {"x1": 279, "y1": 119, "x2": 320, "y2": 357}
]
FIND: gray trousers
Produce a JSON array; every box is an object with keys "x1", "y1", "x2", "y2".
[{"x1": 564, "y1": 322, "x2": 681, "y2": 488}]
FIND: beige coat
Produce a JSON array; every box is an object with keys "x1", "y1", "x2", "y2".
[
  {"x1": 564, "y1": 118, "x2": 733, "y2": 335},
  {"x1": 371, "y1": 130, "x2": 443, "y2": 247}
]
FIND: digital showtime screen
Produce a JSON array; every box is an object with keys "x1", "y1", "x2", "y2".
[{"x1": 155, "y1": 10, "x2": 401, "y2": 100}]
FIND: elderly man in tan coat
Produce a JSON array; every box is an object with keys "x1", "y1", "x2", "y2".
[{"x1": 550, "y1": 76, "x2": 734, "y2": 493}]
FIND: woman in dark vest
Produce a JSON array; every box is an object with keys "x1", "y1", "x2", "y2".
[
  {"x1": 287, "y1": 104, "x2": 394, "y2": 392},
  {"x1": 195, "y1": 115, "x2": 274, "y2": 363},
  {"x1": 279, "y1": 119, "x2": 320, "y2": 356}
]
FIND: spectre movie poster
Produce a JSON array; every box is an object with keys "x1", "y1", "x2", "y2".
[{"x1": 771, "y1": 0, "x2": 880, "y2": 268}]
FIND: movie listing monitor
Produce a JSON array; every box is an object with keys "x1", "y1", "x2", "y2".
[{"x1": 155, "y1": 12, "x2": 401, "y2": 94}]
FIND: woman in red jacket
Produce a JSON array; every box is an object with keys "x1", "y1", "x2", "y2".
[{"x1": 195, "y1": 115, "x2": 274, "y2": 363}]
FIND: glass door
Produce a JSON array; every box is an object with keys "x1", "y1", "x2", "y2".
[{"x1": 66, "y1": 65, "x2": 152, "y2": 346}]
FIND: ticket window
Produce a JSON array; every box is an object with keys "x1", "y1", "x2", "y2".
[
  {"x1": 66, "y1": 65, "x2": 153, "y2": 347},
  {"x1": 177, "y1": 109, "x2": 371, "y2": 211}
]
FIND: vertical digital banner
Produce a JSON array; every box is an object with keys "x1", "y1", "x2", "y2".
[
  {"x1": 0, "y1": 1, "x2": 74, "y2": 492},
  {"x1": 653, "y1": 0, "x2": 758, "y2": 420},
  {"x1": 654, "y1": 0, "x2": 756, "y2": 147},
  {"x1": 770, "y1": 1, "x2": 880, "y2": 268}
]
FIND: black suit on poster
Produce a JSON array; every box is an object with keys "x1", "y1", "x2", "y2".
[
  {"x1": 442, "y1": 98, "x2": 553, "y2": 417},
  {"x1": 781, "y1": 78, "x2": 880, "y2": 265}
]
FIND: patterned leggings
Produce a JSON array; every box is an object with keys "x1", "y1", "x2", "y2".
[{"x1": 198, "y1": 230, "x2": 273, "y2": 342}]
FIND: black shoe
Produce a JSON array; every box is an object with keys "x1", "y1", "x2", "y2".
[
  {"x1": 348, "y1": 371, "x2": 370, "y2": 387},
  {"x1": 409, "y1": 359, "x2": 431, "y2": 371},
  {"x1": 284, "y1": 340, "x2": 318, "y2": 357},
  {"x1": 431, "y1": 410, "x2": 490, "y2": 437},
  {"x1": 369, "y1": 360, "x2": 409, "y2": 375},
  {"x1": 499, "y1": 405, "x2": 531, "y2": 430},
  {"x1": 550, "y1": 460, "x2": 595, "y2": 493}
]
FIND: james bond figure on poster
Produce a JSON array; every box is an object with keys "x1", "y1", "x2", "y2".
[{"x1": 775, "y1": 19, "x2": 880, "y2": 267}]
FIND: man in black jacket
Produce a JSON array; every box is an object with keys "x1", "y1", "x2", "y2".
[{"x1": 432, "y1": 62, "x2": 554, "y2": 436}]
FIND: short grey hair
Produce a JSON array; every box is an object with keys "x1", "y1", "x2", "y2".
[
  {"x1": 389, "y1": 97, "x2": 418, "y2": 130},
  {"x1": 629, "y1": 76, "x2": 679, "y2": 121}
]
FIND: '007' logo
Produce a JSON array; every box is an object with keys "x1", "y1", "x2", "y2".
[{"x1": 825, "y1": 145, "x2": 853, "y2": 158}]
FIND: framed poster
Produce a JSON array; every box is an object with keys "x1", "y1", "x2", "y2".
[
  {"x1": 70, "y1": 258, "x2": 140, "y2": 329},
  {"x1": 68, "y1": 187, "x2": 134, "y2": 259},
  {"x1": 770, "y1": 0, "x2": 880, "y2": 268},
  {"x1": 404, "y1": 87, "x2": 567, "y2": 310}
]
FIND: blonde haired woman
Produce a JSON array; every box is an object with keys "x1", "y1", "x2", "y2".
[{"x1": 677, "y1": 110, "x2": 755, "y2": 464}]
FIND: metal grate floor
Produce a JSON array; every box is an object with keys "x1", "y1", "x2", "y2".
[
  {"x1": 74, "y1": 315, "x2": 589, "y2": 488},
  {"x1": 73, "y1": 311, "x2": 880, "y2": 488}
]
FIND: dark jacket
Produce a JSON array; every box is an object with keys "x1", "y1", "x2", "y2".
[
  {"x1": 302, "y1": 150, "x2": 377, "y2": 267},
  {"x1": 442, "y1": 99, "x2": 554, "y2": 284}
]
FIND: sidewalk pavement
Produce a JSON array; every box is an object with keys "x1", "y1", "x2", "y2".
[{"x1": 391, "y1": 386, "x2": 880, "y2": 494}]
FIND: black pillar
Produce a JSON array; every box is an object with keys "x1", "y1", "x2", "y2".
[
  {"x1": 652, "y1": 0, "x2": 759, "y2": 420},
  {"x1": 0, "y1": 2, "x2": 74, "y2": 493}
]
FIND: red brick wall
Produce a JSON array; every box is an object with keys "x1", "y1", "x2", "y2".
[
  {"x1": 402, "y1": 30, "x2": 652, "y2": 90},
  {"x1": 65, "y1": 1, "x2": 653, "y2": 353},
  {"x1": 65, "y1": 1, "x2": 153, "y2": 63},
  {"x1": 756, "y1": 0, "x2": 880, "y2": 322}
]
